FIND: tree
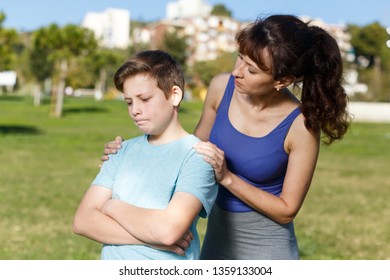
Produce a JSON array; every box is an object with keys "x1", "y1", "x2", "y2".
[
  {"x1": 30, "y1": 24, "x2": 59, "y2": 83},
  {"x1": 85, "y1": 47, "x2": 127, "y2": 97},
  {"x1": 159, "y1": 30, "x2": 188, "y2": 72},
  {"x1": 190, "y1": 51, "x2": 236, "y2": 99},
  {"x1": 30, "y1": 24, "x2": 97, "y2": 116},
  {"x1": 211, "y1": 4, "x2": 232, "y2": 17},
  {"x1": 349, "y1": 22, "x2": 390, "y2": 101},
  {"x1": 128, "y1": 20, "x2": 151, "y2": 57},
  {"x1": 0, "y1": 12, "x2": 21, "y2": 93},
  {"x1": 349, "y1": 22, "x2": 388, "y2": 68}
]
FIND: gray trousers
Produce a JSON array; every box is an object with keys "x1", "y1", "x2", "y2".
[{"x1": 200, "y1": 204, "x2": 300, "y2": 260}]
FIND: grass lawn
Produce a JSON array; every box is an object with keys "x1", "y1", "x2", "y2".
[{"x1": 0, "y1": 95, "x2": 389, "y2": 259}]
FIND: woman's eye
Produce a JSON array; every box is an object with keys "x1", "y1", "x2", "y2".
[{"x1": 248, "y1": 69, "x2": 256, "y2": 74}]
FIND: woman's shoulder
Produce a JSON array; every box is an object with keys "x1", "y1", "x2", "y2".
[
  {"x1": 286, "y1": 112, "x2": 320, "y2": 151},
  {"x1": 209, "y1": 73, "x2": 231, "y2": 90},
  {"x1": 205, "y1": 73, "x2": 232, "y2": 109}
]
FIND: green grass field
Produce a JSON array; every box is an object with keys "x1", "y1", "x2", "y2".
[{"x1": 0, "y1": 95, "x2": 389, "y2": 259}]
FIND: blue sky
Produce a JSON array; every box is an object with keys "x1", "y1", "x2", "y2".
[{"x1": 1, "y1": 0, "x2": 390, "y2": 31}]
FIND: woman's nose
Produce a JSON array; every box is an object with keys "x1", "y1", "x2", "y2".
[{"x1": 232, "y1": 59, "x2": 244, "y2": 77}]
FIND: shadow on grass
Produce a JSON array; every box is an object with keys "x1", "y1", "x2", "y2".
[
  {"x1": 63, "y1": 107, "x2": 109, "y2": 116},
  {"x1": 0, "y1": 125, "x2": 43, "y2": 135},
  {"x1": 0, "y1": 95, "x2": 24, "y2": 101}
]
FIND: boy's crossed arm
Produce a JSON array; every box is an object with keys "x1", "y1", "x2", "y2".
[
  {"x1": 73, "y1": 186, "x2": 193, "y2": 256},
  {"x1": 102, "y1": 192, "x2": 202, "y2": 246}
]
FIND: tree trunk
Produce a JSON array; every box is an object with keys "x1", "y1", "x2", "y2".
[
  {"x1": 33, "y1": 83, "x2": 42, "y2": 106},
  {"x1": 94, "y1": 68, "x2": 106, "y2": 101},
  {"x1": 51, "y1": 59, "x2": 68, "y2": 118},
  {"x1": 373, "y1": 56, "x2": 383, "y2": 101}
]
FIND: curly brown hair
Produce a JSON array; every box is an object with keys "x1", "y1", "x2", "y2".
[{"x1": 236, "y1": 15, "x2": 350, "y2": 144}]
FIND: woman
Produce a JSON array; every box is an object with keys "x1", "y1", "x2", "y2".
[{"x1": 102, "y1": 15, "x2": 350, "y2": 259}]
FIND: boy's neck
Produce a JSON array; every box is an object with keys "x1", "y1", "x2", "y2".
[{"x1": 148, "y1": 126, "x2": 189, "y2": 146}]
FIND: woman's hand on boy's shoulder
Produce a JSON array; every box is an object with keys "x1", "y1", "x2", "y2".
[{"x1": 100, "y1": 136, "x2": 123, "y2": 163}]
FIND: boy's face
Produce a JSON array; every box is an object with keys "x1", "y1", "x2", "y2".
[{"x1": 123, "y1": 74, "x2": 175, "y2": 137}]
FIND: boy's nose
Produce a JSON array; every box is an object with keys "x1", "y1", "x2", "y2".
[{"x1": 130, "y1": 103, "x2": 141, "y2": 116}]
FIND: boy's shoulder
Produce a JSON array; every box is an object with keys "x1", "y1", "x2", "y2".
[
  {"x1": 182, "y1": 135, "x2": 212, "y2": 167},
  {"x1": 122, "y1": 134, "x2": 146, "y2": 145},
  {"x1": 177, "y1": 134, "x2": 203, "y2": 153},
  {"x1": 117, "y1": 135, "x2": 146, "y2": 153},
  {"x1": 122, "y1": 134, "x2": 201, "y2": 154},
  {"x1": 183, "y1": 134, "x2": 200, "y2": 145}
]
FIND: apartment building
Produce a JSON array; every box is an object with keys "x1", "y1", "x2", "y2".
[
  {"x1": 132, "y1": 16, "x2": 241, "y2": 65},
  {"x1": 82, "y1": 8, "x2": 130, "y2": 49}
]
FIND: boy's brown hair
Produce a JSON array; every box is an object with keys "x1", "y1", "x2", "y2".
[{"x1": 114, "y1": 50, "x2": 185, "y2": 100}]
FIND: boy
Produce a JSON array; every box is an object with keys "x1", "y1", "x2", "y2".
[{"x1": 73, "y1": 50, "x2": 217, "y2": 260}]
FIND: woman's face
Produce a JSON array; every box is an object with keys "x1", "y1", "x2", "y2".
[{"x1": 232, "y1": 51, "x2": 278, "y2": 96}]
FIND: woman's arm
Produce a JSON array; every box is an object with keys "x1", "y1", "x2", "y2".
[
  {"x1": 102, "y1": 192, "x2": 203, "y2": 246},
  {"x1": 194, "y1": 73, "x2": 230, "y2": 141},
  {"x1": 194, "y1": 115, "x2": 320, "y2": 224}
]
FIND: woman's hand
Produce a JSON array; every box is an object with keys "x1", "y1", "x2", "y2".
[
  {"x1": 100, "y1": 136, "x2": 123, "y2": 162},
  {"x1": 193, "y1": 141, "x2": 230, "y2": 184}
]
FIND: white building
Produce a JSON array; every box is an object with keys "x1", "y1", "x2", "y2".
[
  {"x1": 186, "y1": 15, "x2": 240, "y2": 62},
  {"x1": 166, "y1": 0, "x2": 211, "y2": 19},
  {"x1": 131, "y1": 15, "x2": 241, "y2": 65},
  {"x1": 82, "y1": 8, "x2": 130, "y2": 49}
]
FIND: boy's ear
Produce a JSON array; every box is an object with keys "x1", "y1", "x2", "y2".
[{"x1": 171, "y1": 86, "x2": 183, "y2": 107}]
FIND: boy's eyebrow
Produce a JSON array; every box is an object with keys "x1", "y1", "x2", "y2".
[{"x1": 124, "y1": 92, "x2": 149, "y2": 100}]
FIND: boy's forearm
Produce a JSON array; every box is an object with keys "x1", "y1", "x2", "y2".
[
  {"x1": 73, "y1": 206, "x2": 144, "y2": 245},
  {"x1": 102, "y1": 199, "x2": 185, "y2": 246}
]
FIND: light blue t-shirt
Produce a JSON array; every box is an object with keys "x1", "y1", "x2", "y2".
[{"x1": 91, "y1": 134, "x2": 218, "y2": 260}]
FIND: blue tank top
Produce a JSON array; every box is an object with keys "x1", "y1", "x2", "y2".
[{"x1": 210, "y1": 75, "x2": 301, "y2": 212}]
